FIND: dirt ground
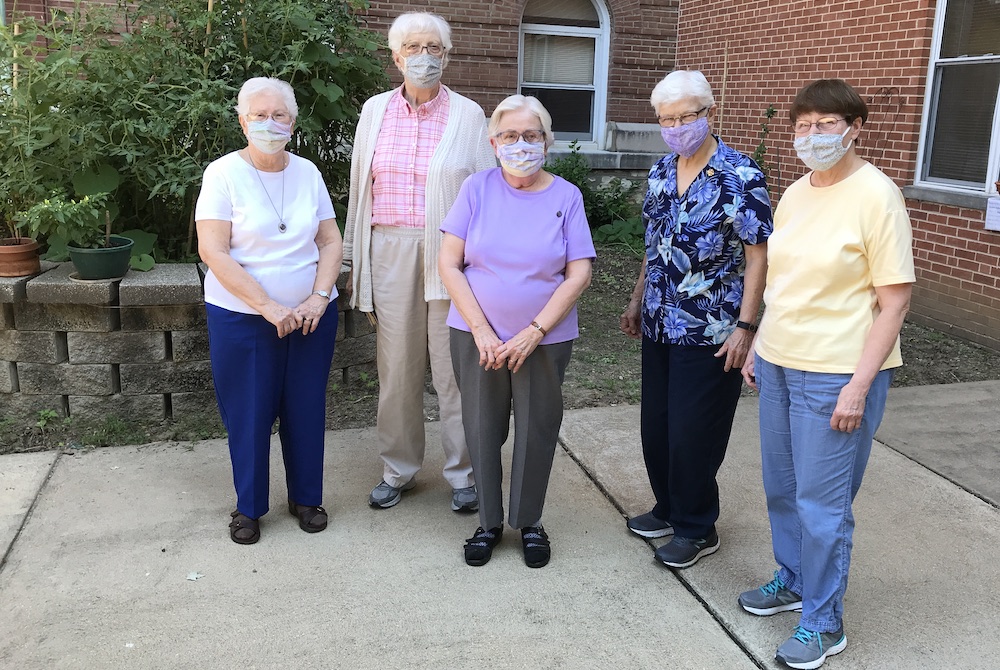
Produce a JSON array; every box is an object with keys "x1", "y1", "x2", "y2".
[{"x1": 3, "y1": 242, "x2": 1000, "y2": 451}]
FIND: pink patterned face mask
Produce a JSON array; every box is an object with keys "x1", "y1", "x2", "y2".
[
  {"x1": 496, "y1": 140, "x2": 546, "y2": 177},
  {"x1": 659, "y1": 117, "x2": 710, "y2": 158}
]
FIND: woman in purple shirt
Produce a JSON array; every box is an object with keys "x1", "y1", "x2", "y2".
[{"x1": 439, "y1": 95, "x2": 595, "y2": 569}]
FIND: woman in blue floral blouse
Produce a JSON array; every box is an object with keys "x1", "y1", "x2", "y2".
[{"x1": 620, "y1": 70, "x2": 772, "y2": 568}]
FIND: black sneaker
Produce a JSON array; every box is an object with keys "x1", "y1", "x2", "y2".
[
  {"x1": 654, "y1": 530, "x2": 720, "y2": 568},
  {"x1": 464, "y1": 526, "x2": 503, "y2": 566},
  {"x1": 626, "y1": 511, "x2": 674, "y2": 538},
  {"x1": 521, "y1": 526, "x2": 550, "y2": 568}
]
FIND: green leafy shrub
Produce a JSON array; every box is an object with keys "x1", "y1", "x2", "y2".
[
  {"x1": 0, "y1": 0, "x2": 388, "y2": 261},
  {"x1": 546, "y1": 141, "x2": 644, "y2": 253}
]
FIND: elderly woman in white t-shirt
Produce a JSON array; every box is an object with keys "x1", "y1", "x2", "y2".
[{"x1": 196, "y1": 77, "x2": 343, "y2": 545}]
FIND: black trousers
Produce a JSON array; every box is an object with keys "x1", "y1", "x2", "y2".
[{"x1": 640, "y1": 337, "x2": 742, "y2": 538}]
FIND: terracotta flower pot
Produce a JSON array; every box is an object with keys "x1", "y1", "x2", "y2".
[{"x1": 0, "y1": 238, "x2": 42, "y2": 277}]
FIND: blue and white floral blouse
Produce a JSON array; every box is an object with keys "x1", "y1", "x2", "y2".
[{"x1": 642, "y1": 136, "x2": 773, "y2": 346}]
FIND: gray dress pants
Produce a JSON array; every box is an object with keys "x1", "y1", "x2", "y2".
[{"x1": 450, "y1": 328, "x2": 574, "y2": 530}]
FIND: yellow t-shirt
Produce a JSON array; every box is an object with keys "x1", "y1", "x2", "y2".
[{"x1": 755, "y1": 162, "x2": 915, "y2": 373}]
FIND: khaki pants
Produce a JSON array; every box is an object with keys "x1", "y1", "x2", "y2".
[{"x1": 370, "y1": 226, "x2": 473, "y2": 489}]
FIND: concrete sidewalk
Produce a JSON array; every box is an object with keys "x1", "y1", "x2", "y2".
[{"x1": 1, "y1": 382, "x2": 998, "y2": 669}]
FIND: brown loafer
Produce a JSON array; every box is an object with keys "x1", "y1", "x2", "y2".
[
  {"x1": 229, "y1": 511, "x2": 260, "y2": 545},
  {"x1": 288, "y1": 500, "x2": 328, "y2": 533}
]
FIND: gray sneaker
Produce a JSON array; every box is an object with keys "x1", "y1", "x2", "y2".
[
  {"x1": 368, "y1": 479, "x2": 416, "y2": 508},
  {"x1": 775, "y1": 625, "x2": 847, "y2": 669},
  {"x1": 654, "y1": 530, "x2": 719, "y2": 568},
  {"x1": 626, "y1": 511, "x2": 674, "y2": 538},
  {"x1": 451, "y1": 485, "x2": 479, "y2": 513},
  {"x1": 739, "y1": 570, "x2": 804, "y2": 616}
]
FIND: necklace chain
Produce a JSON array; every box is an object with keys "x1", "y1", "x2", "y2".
[{"x1": 247, "y1": 150, "x2": 287, "y2": 233}]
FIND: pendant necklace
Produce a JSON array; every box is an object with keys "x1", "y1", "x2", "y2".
[{"x1": 248, "y1": 150, "x2": 288, "y2": 233}]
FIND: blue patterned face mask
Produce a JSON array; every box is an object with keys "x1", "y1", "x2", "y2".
[{"x1": 793, "y1": 126, "x2": 852, "y2": 172}]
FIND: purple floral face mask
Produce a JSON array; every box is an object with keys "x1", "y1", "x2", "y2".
[{"x1": 660, "y1": 117, "x2": 710, "y2": 158}]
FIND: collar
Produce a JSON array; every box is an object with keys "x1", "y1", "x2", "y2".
[{"x1": 393, "y1": 84, "x2": 449, "y2": 115}]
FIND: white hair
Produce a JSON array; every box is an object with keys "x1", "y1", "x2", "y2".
[
  {"x1": 488, "y1": 95, "x2": 555, "y2": 148},
  {"x1": 235, "y1": 78, "x2": 299, "y2": 119},
  {"x1": 650, "y1": 70, "x2": 715, "y2": 110},
  {"x1": 387, "y1": 12, "x2": 452, "y2": 53}
]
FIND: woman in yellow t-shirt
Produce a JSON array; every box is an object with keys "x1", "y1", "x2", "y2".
[{"x1": 738, "y1": 79, "x2": 915, "y2": 670}]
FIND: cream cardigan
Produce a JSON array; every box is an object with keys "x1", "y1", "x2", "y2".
[{"x1": 344, "y1": 86, "x2": 496, "y2": 311}]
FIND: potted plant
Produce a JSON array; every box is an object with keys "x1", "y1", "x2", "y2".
[
  {"x1": 18, "y1": 190, "x2": 134, "y2": 281},
  {"x1": 0, "y1": 211, "x2": 43, "y2": 278}
]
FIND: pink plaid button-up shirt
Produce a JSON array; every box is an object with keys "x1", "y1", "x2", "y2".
[{"x1": 370, "y1": 86, "x2": 451, "y2": 229}]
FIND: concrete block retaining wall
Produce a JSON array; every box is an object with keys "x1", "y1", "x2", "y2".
[{"x1": 0, "y1": 263, "x2": 373, "y2": 423}]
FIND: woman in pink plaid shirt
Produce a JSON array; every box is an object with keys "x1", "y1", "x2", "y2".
[{"x1": 344, "y1": 12, "x2": 495, "y2": 513}]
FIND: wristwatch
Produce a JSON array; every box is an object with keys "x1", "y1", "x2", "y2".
[
  {"x1": 735, "y1": 320, "x2": 757, "y2": 332},
  {"x1": 312, "y1": 290, "x2": 331, "y2": 300}
]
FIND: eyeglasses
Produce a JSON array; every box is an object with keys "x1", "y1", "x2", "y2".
[
  {"x1": 494, "y1": 129, "x2": 546, "y2": 145},
  {"x1": 402, "y1": 42, "x2": 445, "y2": 56},
  {"x1": 793, "y1": 117, "x2": 846, "y2": 134},
  {"x1": 246, "y1": 111, "x2": 292, "y2": 124},
  {"x1": 657, "y1": 107, "x2": 708, "y2": 127}
]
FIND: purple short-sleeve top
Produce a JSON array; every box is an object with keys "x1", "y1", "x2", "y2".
[{"x1": 440, "y1": 168, "x2": 596, "y2": 344}]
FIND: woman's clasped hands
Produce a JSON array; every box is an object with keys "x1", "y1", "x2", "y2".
[
  {"x1": 473, "y1": 323, "x2": 543, "y2": 373},
  {"x1": 261, "y1": 294, "x2": 330, "y2": 338}
]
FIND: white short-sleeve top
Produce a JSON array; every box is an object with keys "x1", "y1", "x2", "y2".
[{"x1": 195, "y1": 151, "x2": 337, "y2": 314}]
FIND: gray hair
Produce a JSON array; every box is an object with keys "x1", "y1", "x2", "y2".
[
  {"x1": 488, "y1": 95, "x2": 555, "y2": 148},
  {"x1": 235, "y1": 78, "x2": 299, "y2": 119},
  {"x1": 387, "y1": 12, "x2": 452, "y2": 53},
  {"x1": 650, "y1": 70, "x2": 715, "y2": 110}
]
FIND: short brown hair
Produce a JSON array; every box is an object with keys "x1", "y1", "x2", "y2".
[{"x1": 789, "y1": 79, "x2": 868, "y2": 126}]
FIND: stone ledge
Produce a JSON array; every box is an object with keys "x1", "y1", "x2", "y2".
[
  {"x1": 903, "y1": 185, "x2": 991, "y2": 212},
  {"x1": 24, "y1": 263, "x2": 120, "y2": 305},
  {"x1": 546, "y1": 147, "x2": 660, "y2": 172},
  {"x1": 0, "y1": 262, "x2": 59, "y2": 303},
  {"x1": 120, "y1": 264, "x2": 204, "y2": 306}
]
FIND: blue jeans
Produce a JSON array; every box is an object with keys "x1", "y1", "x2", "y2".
[{"x1": 756, "y1": 355, "x2": 893, "y2": 632}]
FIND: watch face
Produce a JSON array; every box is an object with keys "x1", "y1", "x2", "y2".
[{"x1": 314, "y1": 290, "x2": 330, "y2": 299}]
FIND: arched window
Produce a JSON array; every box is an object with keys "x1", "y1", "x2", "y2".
[{"x1": 520, "y1": 0, "x2": 609, "y2": 146}]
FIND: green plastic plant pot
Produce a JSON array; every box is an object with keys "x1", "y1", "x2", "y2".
[{"x1": 67, "y1": 235, "x2": 135, "y2": 280}]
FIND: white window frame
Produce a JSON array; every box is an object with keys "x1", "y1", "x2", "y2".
[
  {"x1": 915, "y1": 0, "x2": 1000, "y2": 195},
  {"x1": 518, "y1": 0, "x2": 610, "y2": 149}
]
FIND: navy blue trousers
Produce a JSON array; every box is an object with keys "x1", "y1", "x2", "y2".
[
  {"x1": 206, "y1": 304, "x2": 338, "y2": 519},
  {"x1": 640, "y1": 338, "x2": 742, "y2": 538}
]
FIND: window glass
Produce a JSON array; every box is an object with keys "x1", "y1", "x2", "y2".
[
  {"x1": 521, "y1": 87, "x2": 594, "y2": 135},
  {"x1": 941, "y1": 0, "x2": 1000, "y2": 58},
  {"x1": 926, "y1": 62, "x2": 1000, "y2": 183},
  {"x1": 523, "y1": 34, "x2": 595, "y2": 85},
  {"x1": 524, "y1": 0, "x2": 599, "y2": 27}
]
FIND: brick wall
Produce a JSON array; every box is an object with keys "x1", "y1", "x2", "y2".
[{"x1": 675, "y1": 0, "x2": 1000, "y2": 350}]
